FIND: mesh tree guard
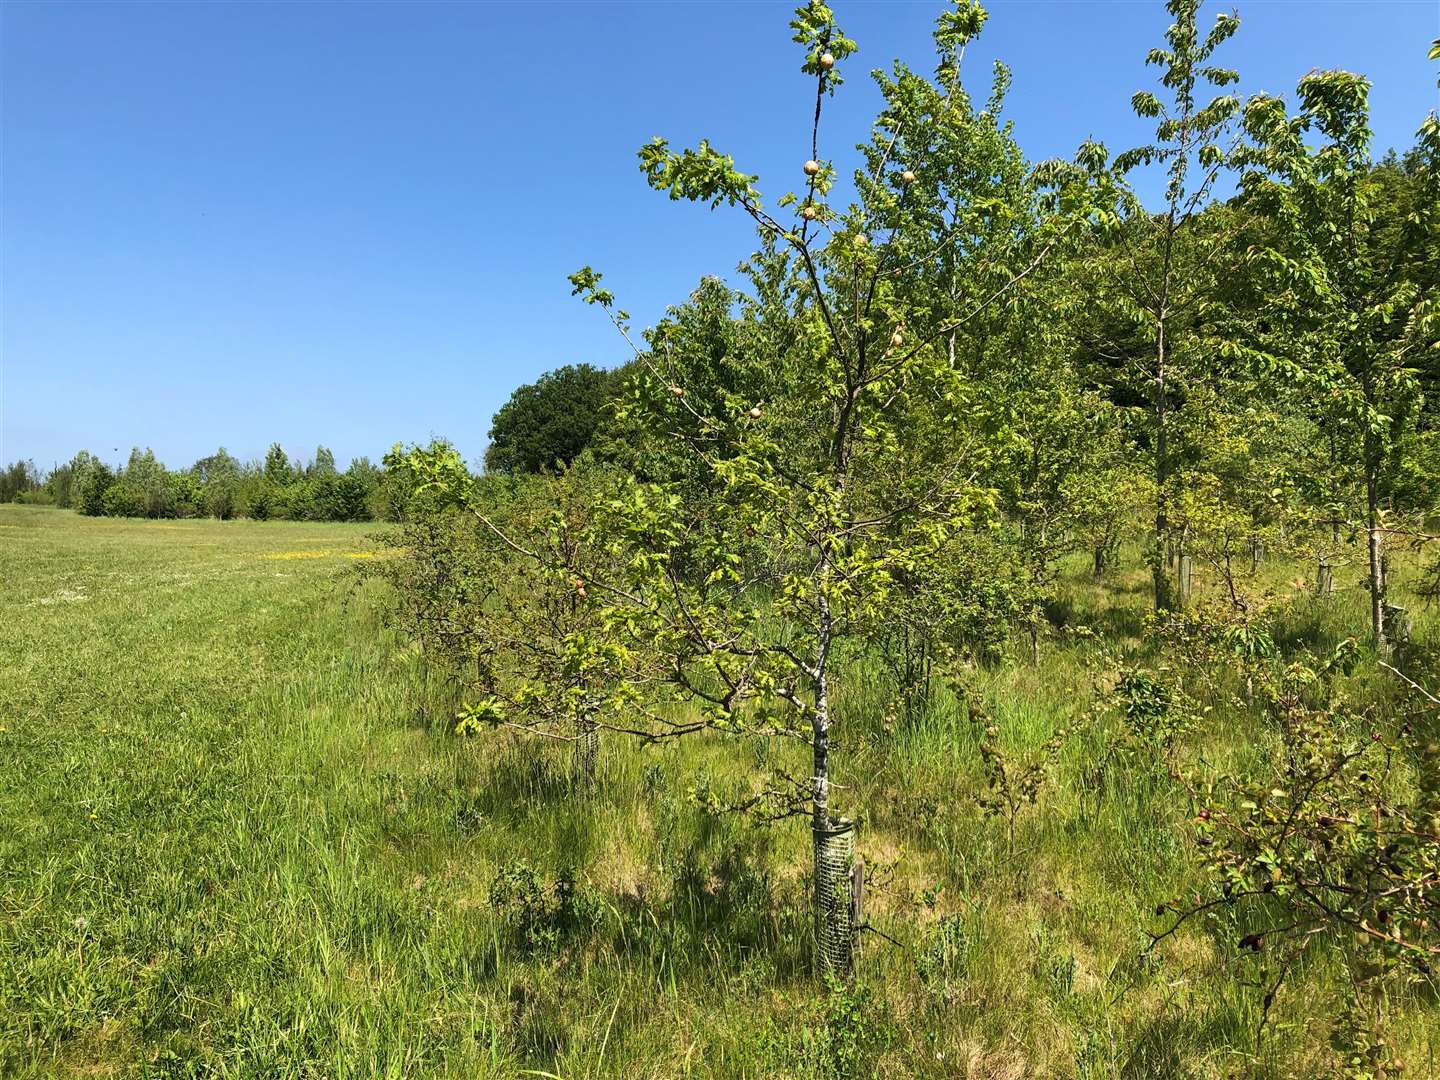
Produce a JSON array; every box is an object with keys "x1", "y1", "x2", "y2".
[
  {"x1": 814, "y1": 817, "x2": 856, "y2": 976},
  {"x1": 573, "y1": 715, "x2": 598, "y2": 786}
]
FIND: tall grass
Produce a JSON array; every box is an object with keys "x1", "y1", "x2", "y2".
[{"x1": 1, "y1": 506, "x2": 1434, "y2": 1077}]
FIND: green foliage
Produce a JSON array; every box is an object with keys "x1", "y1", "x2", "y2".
[
  {"x1": 1230, "y1": 68, "x2": 1440, "y2": 644},
  {"x1": 813, "y1": 977, "x2": 892, "y2": 1078},
  {"x1": 915, "y1": 912, "x2": 972, "y2": 996},
  {"x1": 488, "y1": 861, "x2": 604, "y2": 956},
  {"x1": 100, "y1": 481, "x2": 146, "y2": 519},
  {"x1": 484, "y1": 363, "x2": 618, "y2": 475},
  {"x1": 378, "y1": 444, "x2": 643, "y2": 757},
  {"x1": 639, "y1": 138, "x2": 760, "y2": 209},
  {"x1": 69, "y1": 451, "x2": 114, "y2": 516},
  {"x1": 1160, "y1": 642, "x2": 1440, "y2": 1064},
  {"x1": 0, "y1": 459, "x2": 42, "y2": 503},
  {"x1": 1116, "y1": 666, "x2": 1195, "y2": 753},
  {"x1": 41, "y1": 443, "x2": 390, "y2": 522},
  {"x1": 16, "y1": 2, "x2": 1440, "y2": 1073},
  {"x1": 263, "y1": 442, "x2": 293, "y2": 486},
  {"x1": 1084, "y1": 0, "x2": 1245, "y2": 613},
  {"x1": 969, "y1": 691, "x2": 1086, "y2": 852}
]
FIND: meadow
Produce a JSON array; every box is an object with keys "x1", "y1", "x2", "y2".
[{"x1": 1, "y1": 504, "x2": 1436, "y2": 1078}]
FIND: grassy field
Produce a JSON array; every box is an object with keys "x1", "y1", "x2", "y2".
[{"x1": 1, "y1": 504, "x2": 1436, "y2": 1077}]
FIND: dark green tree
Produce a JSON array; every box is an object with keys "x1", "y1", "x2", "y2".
[{"x1": 484, "y1": 363, "x2": 617, "y2": 475}]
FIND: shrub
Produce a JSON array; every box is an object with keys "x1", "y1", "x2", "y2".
[
  {"x1": 101, "y1": 482, "x2": 145, "y2": 519},
  {"x1": 487, "y1": 860, "x2": 603, "y2": 955}
]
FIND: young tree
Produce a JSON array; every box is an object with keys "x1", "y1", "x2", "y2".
[
  {"x1": 309, "y1": 446, "x2": 338, "y2": 479},
  {"x1": 124, "y1": 448, "x2": 173, "y2": 518},
  {"x1": 45, "y1": 461, "x2": 74, "y2": 508},
  {"x1": 69, "y1": 451, "x2": 113, "y2": 516},
  {"x1": 985, "y1": 289, "x2": 1122, "y2": 659},
  {"x1": 397, "y1": 0, "x2": 1097, "y2": 973},
  {"x1": 1096, "y1": 0, "x2": 1242, "y2": 610},
  {"x1": 263, "y1": 443, "x2": 293, "y2": 486},
  {"x1": 384, "y1": 452, "x2": 639, "y2": 784},
  {"x1": 1232, "y1": 75, "x2": 1440, "y2": 648}
]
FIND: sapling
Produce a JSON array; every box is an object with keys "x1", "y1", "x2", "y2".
[
  {"x1": 1090, "y1": 0, "x2": 1244, "y2": 611},
  {"x1": 400, "y1": 0, "x2": 1104, "y2": 974},
  {"x1": 1153, "y1": 642, "x2": 1440, "y2": 1064},
  {"x1": 1229, "y1": 71, "x2": 1440, "y2": 650}
]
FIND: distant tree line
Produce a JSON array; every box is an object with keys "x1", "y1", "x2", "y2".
[{"x1": 0, "y1": 445, "x2": 395, "y2": 522}]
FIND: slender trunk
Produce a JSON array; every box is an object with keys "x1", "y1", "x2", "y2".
[
  {"x1": 812, "y1": 654, "x2": 830, "y2": 838},
  {"x1": 814, "y1": 355, "x2": 859, "y2": 976},
  {"x1": 812, "y1": 481, "x2": 838, "y2": 841},
  {"x1": 1153, "y1": 315, "x2": 1173, "y2": 612},
  {"x1": 1355, "y1": 365, "x2": 1388, "y2": 647},
  {"x1": 1093, "y1": 545, "x2": 1105, "y2": 579},
  {"x1": 1364, "y1": 434, "x2": 1386, "y2": 650}
]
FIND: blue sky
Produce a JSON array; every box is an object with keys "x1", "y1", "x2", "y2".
[{"x1": 3, "y1": 1, "x2": 1436, "y2": 473}]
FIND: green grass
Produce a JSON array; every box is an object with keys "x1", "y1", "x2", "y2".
[{"x1": 1, "y1": 505, "x2": 1436, "y2": 1077}]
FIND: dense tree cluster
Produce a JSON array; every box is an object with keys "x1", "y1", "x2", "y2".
[
  {"x1": 2, "y1": 444, "x2": 394, "y2": 522},
  {"x1": 0, "y1": 460, "x2": 43, "y2": 503},
  {"x1": 376, "y1": 1, "x2": 1440, "y2": 1042}
]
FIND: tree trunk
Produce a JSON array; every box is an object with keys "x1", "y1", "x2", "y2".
[
  {"x1": 1152, "y1": 316, "x2": 1174, "y2": 612},
  {"x1": 1093, "y1": 545, "x2": 1105, "y2": 579},
  {"x1": 1366, "y1": 465, "x2": 1386, "y2": 651},
  {"x1": 1316, "y1": 558, "x2": 1334, "y2": 597}
]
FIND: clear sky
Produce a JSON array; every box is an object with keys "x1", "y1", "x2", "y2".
[{"x1": 3, "y1": 0, "x2": 1436, "y2": 473}]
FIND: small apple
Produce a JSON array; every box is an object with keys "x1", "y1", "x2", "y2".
[
  {"x1": 818, "y1": 51, "x2": 835, "y2": 70},
  {"x1": 803, "y1": 159, "x2": 821, "y2": 177},
  {"x1": 801, "y1": 204, "x2": 818, "y2": 220},
  {"x1": 748, "y1": 406, "x2": 763, "y2": 419},
  {"x1": 670, "y1": 385, "x2": 685, "y2": 397},
  {"x1": 889, "y1": 328, "x2": 904, "y2": 348},
  {"x1": 900, "y1": 169, "x2": 917, "y2": 185}
]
